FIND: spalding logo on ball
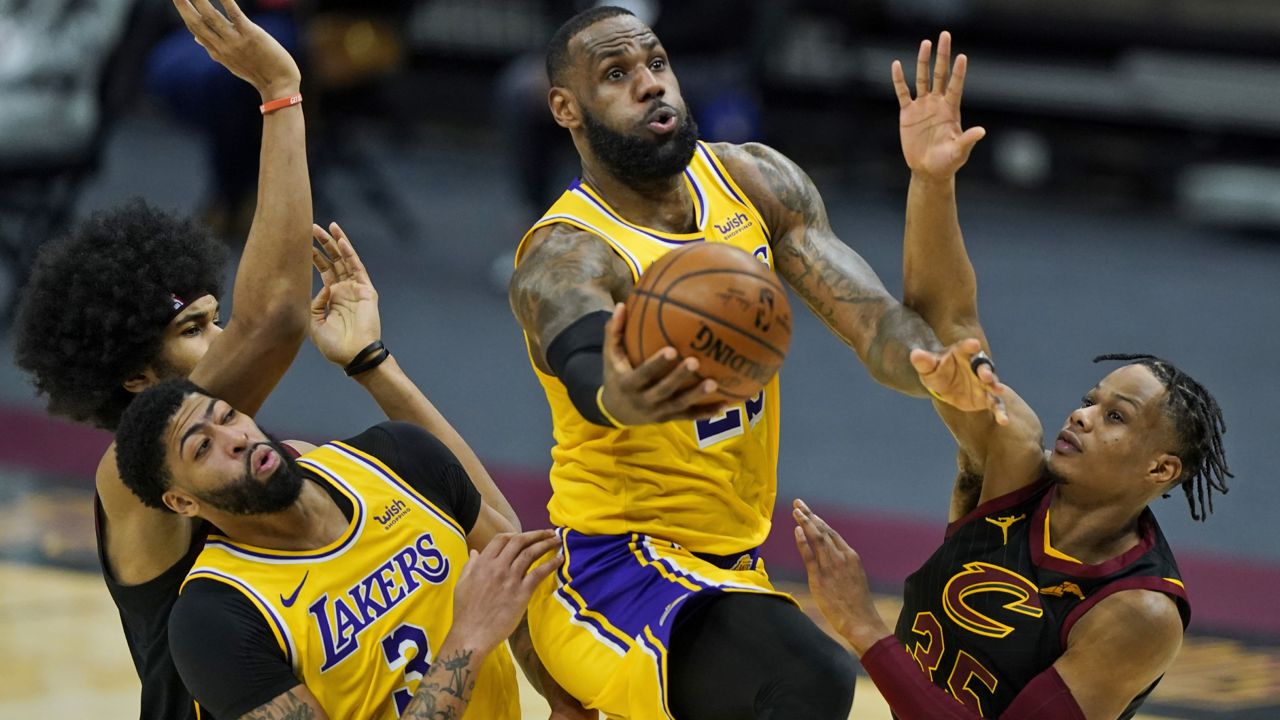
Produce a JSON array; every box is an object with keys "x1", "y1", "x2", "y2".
[{"x1": 624, "y1": 243, "x2": 792, "y2": 403}]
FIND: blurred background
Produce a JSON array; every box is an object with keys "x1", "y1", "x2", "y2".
[{"x1": 1, "y1": 0, "x2": 1278, "y2": 717}]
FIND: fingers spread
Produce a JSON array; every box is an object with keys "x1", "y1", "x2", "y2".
[
  {"x1": 915, "y1": 39, "x2": 931, "y2": 97},
  {"x1": 933, "y1": 31, "x2": 951, "y2": 95},
  {"x1": 947, "y1": 53, "x2": 969, "y2": 105},
  {"x1": 891, "y1": 60, "x2": 911, "y2": 108}
]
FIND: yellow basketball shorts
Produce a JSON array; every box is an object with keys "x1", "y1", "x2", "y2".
[{"x1": 526, "y1": 529, "x2": 794, "y2": 720}]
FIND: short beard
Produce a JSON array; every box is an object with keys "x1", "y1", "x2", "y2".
[
  {"x1": 196, "y1": 432, "x2": 303, "y2": 515},
  {"x1": 582, "y1": 102, "x2": 700, "y2": 187}
]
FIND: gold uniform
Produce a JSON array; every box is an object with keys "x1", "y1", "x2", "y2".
[
  {"x1": 177, "y1": 440, "x2": 518, "y2": 719},
  {"x1": 515, "y1": 142, "x2": 791, "y2": 719}
]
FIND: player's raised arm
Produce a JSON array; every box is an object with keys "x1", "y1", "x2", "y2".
[
  {"x1": 308, "y1": 223, "x2": 521, "y2": 529},
  {"x1": 509, "y1": 224, "x2": 723, "y2": 426},
  {"x1": 176, "y1": 0, "x2": 312, "y2": 414},
  {"x1": 896, "y1": 31, "x2": 987, "y2": 348},
  {"x1": 713, "y1": 141, "x2": 940, "y2": 396},
  {"x1": 891, "y1": 34, "x2": 1043, "y2": 508}
]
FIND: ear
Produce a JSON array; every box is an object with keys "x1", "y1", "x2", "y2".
[
  {"x1": 1148, "y1": 453, "x2": 1183, "y2": 487},
  {"x1": 163, "y1": 489, "x2": 200, "y2": 518},
  {"x1": 123, "y1": 367, "x2": 159, "y2": 394},
  {"x1": 549, "y1": 86, "x2": 581, "y2": 129}
]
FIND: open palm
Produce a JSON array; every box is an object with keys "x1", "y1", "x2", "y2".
[{"x1": 893, "y1": 32, "x2": 985, "y2": 180}]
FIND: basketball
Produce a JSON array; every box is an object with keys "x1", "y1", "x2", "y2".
[{"x1": 624, "y1": 243, "x2": 792, "y2": 402}]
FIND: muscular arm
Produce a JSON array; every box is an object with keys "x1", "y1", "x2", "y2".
[
  {"x1": 240, "y1": 687, "x2": 328, "y2": 720},
  {"x1": 509, "y1": 224, "x2": 633, "y2": 373},
  {"x1": 716, "y1": 142, "x2": 939, "y2": 395},
  {"x1": 401, "y1": 643, "x2": 483, "y2": 720}
]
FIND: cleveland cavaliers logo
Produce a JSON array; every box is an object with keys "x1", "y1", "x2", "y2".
[{"x1": 942, "y1": 562, "x2": 1043, "y2": 638}]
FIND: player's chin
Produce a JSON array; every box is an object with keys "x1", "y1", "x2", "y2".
[{"x1": 1045, "y1": 452, "x2": 1079, "y2": 482}]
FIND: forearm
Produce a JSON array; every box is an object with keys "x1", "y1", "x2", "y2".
[
  {"x1": 862, "y1": 300, "x2": 941, "y2": 396},
  {"x1": 860, "y1": 637, "x2": 1084, "y2": 720},
  {"x1": 231, "y1": 91, "x2": 312, "y2": 335},
  {"x1": 509, "y1": 616, "x2": 547, "y2": 697},
  {"x1": 355, "y1": 356, "x2": 519, "y2": 529},
  {"x1": 401, "y1": 639, "x2": 485, "y2": 720},
  {"x1": 901, "y1": 174, "x2": 981, "y2": 344}
]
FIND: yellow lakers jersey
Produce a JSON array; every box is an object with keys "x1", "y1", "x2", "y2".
[
  {"x1": 515, "y1": 141, "x2": 780, "y2": 555},
  {"x1": 181, "y1": 442, "x2": 518, "y2": 720}
]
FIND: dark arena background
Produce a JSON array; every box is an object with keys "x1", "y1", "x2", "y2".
[{"x1": 1, "y1": 1, "x2": 1277, "y2": 717}]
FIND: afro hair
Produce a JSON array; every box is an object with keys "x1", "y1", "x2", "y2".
[{"x1": 13, "y1": 198, "x2": 227, "y2": 431}]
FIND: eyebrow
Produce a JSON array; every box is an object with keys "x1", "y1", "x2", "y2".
[
  {"x1": 1112, "y1": 393, "x2": 1140, "y2": 411},
  {"x1": 588, "y1": 34, "x2": 660, "y2": 64},
  {"x1": 179, "y1": 398, "x2": 218, "y2": 459}
]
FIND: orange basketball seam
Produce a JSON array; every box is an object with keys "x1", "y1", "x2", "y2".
[{"x1": 633, "y1": 287, "x2": 789, "y2": 360}]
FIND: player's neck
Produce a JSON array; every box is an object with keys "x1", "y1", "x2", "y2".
[
  {"x1": 580, "y1": 162, "x2": 695, "y2": 234},
  {"x1": 1046, "y1": 491, "x2": 1145, "y2": 564},
  {"x1": 211, "y1": 481, "x2": 349, "y2": 551}
]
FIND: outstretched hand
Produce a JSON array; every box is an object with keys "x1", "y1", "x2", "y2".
[
  {"x1": 309, "y1": 222, "x2": 382, "y2": 367},
  {"x1": 893, "y1": 31, "x2": 985, "y2": 180},
  {"x1": 792, "y1": 499, "x2": 890, "y2": 656},
  {"x1": 598, "y1": 303, "x2": 727, "y2": 426},
  {"x1": 173, "y1": 0, "x2": 301, "y2": 99},
  {"x1": 911, "y1": 338, "x2": 1009, "y2": 425}
]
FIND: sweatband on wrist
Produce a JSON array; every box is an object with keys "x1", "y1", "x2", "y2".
[
  {"x1": 260, "y1": 93, "x2": 302, "y2": 114},
  {"x1": 546, "y1": 311, "x2": 613, "y2": 427},
  {"x1": 344, "y1": 340, "x2": 389, "y2": 377}
]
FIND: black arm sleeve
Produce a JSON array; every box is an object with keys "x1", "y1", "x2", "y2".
[
  {"x1": 169, "y1": 581, "x2": 301, "y2": 719},
  {"x1": 545, "y1": 310, "x2": 614, "y2": 427},
  {"x1": 341, "y1": 421, "x2": 483, "y2": 533}
]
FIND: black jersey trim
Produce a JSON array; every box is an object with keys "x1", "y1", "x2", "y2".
[{"x1": 1058, "y1": 576, "x2": 1191, "y2": 649}]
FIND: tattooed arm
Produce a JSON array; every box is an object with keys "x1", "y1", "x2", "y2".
[
  {"x1": 715, "y1": 142, "x2": 940, "y2": 396},
  {"x1": 509, "y1": 223, "x2": 722, "y2": 425},
  {"x1": 240, "y1": 687, "x2": 328, "y2": 720},
  {"x1": 401, "y1": 530, "x2": 564, "y2": 719},
  {"x1": 509, "y1": 224, "x2": 632, "y2": 374}
]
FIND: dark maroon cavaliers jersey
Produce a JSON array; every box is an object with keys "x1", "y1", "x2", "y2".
[{"x1": 894, "y1": 479, "x2": 1190, "y2": 719}]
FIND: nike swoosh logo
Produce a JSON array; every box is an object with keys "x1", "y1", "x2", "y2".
[{"x1": 280, "y1": 571, "x2": 309, "y2": 608}]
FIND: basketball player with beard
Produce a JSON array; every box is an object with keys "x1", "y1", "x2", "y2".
[
  {"x1": 108, "y1": 226, "x2": 588, "y2": 719},
  {"x1": 792, "y1": 33, "x2": 1230, "y2": 720},
  {"x1": 507, "y1": 7, "x2": 1000, "y2": 719}
]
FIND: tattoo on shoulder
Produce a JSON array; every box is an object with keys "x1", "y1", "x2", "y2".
[
  {"x1": 243, "y1": 688, "x2": 317, "y2": 720},
  {"x1": 739, "y1": 143, "x2": 830, "y2": 232},
  {"x1": 509, "y1": 224, "x2": 632, "y2": 349}
]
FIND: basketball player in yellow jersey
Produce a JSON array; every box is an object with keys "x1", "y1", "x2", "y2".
[
  {"x1": 113, "y1": 381, "x2": 558, "y2": 720},
  {"x1": 507, "y1": 7, "x2": 1000, "y2": 719}
]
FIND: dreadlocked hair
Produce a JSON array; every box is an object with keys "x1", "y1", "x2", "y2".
[{"x1": 1093, "y1": 354, "x2": 1231, "y2": 521}]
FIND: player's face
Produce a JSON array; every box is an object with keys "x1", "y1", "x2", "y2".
[
  {"x1": 163, "y1": 392, "x2": 302, "y2": 516},
  {"x1": 158, "y1": 294, "x2": 222, "y2": 379},
  {"x1": 570, "y1": 16, "x2": 699, "y2": 183},
  {"x1": 1047, "y1": 365, "x2": 1176, "y2": 493}
]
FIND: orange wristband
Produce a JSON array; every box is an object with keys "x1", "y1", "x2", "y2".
[{"x1": 259, "y1": 93, "x2": 302, "y2": 115}]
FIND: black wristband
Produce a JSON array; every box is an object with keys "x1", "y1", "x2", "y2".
[
  {"x1": 546, "y1": 311, "x2": 614, "y2": 427},
  {"x1": 345, "y1": 340, "x2": 389, "y2": 376}
]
